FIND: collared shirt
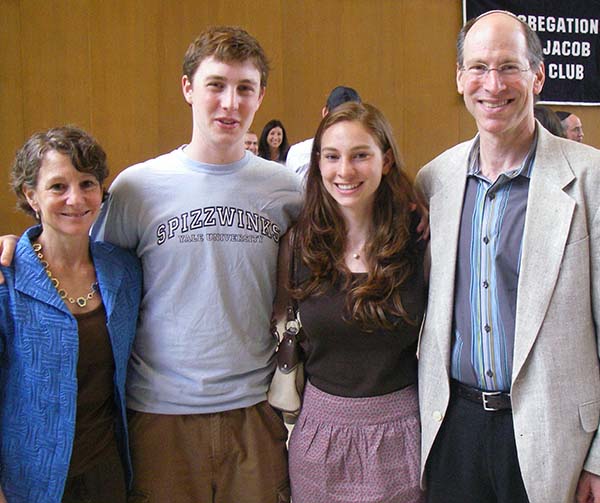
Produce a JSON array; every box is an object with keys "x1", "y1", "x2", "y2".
[{"x1": 451, "y1": 133, "x2": 538, "y2": 392}]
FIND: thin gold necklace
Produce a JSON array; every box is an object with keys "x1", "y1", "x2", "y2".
[{"x1": 33, "y1": 242, "x2": 99, "y2": 308}]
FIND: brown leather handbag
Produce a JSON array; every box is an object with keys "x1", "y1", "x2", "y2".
[{"x1": 267, "y1": 231, "x2": 305, "y2": 424}]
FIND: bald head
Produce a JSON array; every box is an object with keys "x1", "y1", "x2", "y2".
[
  {"x1": 457, "y1": 10, "x2": 544, "y2": 71},
  {"x1": 456, "y1": 11, "x2": 546, "y2": 140},
  {"x1": 560, "y1": 113, "x2": 584, "y2": 142}
]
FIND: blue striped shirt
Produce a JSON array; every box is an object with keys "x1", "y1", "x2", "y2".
[{"x1": 451, "y1": 134, "x2": 537, "y2": 392}]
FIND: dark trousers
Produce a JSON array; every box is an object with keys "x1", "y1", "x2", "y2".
[{"x1": 425, "y1": 392, "x2": 529, "y2": 503}]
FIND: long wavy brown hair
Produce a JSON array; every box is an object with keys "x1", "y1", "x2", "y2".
[{"x1": 292, "y1": 102, "x2": 423, "y2": 330}]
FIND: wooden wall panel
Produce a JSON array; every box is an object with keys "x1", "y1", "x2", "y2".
[
  {"x1": 19, "y1": 1, "x2": 92, "y2": 131},
  {"x1": 88, "y1": 0, "x2": 162, "y2": 176},
  {"x1": 396, "y1": 0, "x2": 465, "y2": 171},
  {"x1": 0, "y1": 0, "x2": 26, "y2": 234},
  {"x1": 3, "y1": 0, "x2": 96, "y2": 234},
  {"x1": 1, "y1": 0, "x2": 598, "y2": 236}
]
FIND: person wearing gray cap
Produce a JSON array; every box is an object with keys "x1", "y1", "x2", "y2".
[{"x1": 286, "y1": 86, "x2": 361, "y2": 178}]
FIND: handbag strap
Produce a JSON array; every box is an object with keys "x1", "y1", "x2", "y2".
[
  {"x1": 286, "y1": 226, "x2": 299, "y2": 323},
  {"x1": 276, "y1": 227, "x2": 304, "y2": 373}
]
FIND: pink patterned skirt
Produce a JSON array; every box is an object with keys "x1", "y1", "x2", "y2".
[{"x1": 289, "y1": 381, "x2": 425, "y2": 503}]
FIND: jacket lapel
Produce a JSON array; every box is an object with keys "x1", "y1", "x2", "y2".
[
  {"x1": 91, "y1": 243, "x2": 125, "y2": 324},
  {"x1": 512, "y1": 128, "x2": 575, "y2": 383}
]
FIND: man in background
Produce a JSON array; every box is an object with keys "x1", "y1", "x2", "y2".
[
  {"x1": 556, "y1": 110, "x2": 585, "y2": 142},
  {"x1": 286, "y1": 85, "x2": 361, "y2": 178},
  {"x1": 244, "y1": 130, "x2": 259, "y2": 154}
]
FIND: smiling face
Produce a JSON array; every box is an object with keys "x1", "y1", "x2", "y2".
[
  {"x1": 23, "y1": 150, "x2": 103, "y2": 239},
  {"x1": 457, "y1": 13, "x2": 544, "y2": 141},
  {"x1": 267, "y1": 126, "x2": 283, "y2": 150},
  {"x1": 244, "y1": 132, "x2": 259, "y2": 154},
  {"x1": 319, "y1": 120, "x2": 391, "y2": 220},
  {"x1": 182, "y1": 56, "x2": 265, "y2": 163}
]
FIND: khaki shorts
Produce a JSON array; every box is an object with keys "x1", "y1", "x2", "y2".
[{"x1": 127, "y1": 401, "x2": 290, "y2": 503}]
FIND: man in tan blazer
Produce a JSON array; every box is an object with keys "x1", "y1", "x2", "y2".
[{"x1": 417, "y1": 10, "x2": 600, "y2": 503}]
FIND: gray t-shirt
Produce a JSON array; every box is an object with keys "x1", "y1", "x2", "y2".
[{"x1": 93, "y1": 147, "x2": 302, "y2": 414}]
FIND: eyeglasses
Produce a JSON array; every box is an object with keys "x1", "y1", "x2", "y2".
[{"x1": 461, "y1": 63, "x2": 531, "y2": 81}]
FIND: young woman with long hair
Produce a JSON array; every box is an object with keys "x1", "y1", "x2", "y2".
[{"x1": 274, "y1": 102, "x2": 427, "y2": 502}]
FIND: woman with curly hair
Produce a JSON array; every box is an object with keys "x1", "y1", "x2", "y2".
[
  {"x1": 0, "y1": 126, "x2": 142, "y2": 503},
  {"x1": 273, "y1": 102, "x2": 427, "y2": 502},
  {"x1": 258, "y1": 119, "x2": 289, "y2": 163}
]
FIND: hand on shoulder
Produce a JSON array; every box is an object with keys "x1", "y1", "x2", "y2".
[{"x1": 0, "y1": 235, "x2": 19, "y2": 284}]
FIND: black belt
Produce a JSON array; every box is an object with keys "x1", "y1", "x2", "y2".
[{"x1": 451, "y1": 380, "x2": 512, "y2": 411}]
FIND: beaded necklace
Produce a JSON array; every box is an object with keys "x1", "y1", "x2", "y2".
[{"x1": 33, "y1": 242, "x2": 99, "y2": 308}]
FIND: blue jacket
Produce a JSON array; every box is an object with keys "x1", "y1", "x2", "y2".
[{"x1": 0, "y1": 226, "x2": 142, "y2": 502}]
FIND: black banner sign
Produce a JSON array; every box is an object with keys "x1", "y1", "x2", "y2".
[{"x1": 463, "y1": 0, "x2": 600, "y2": 105}]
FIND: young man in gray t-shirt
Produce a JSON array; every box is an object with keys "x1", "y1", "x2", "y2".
[
  {"x1": 102, "y1": 26, "x2": 302, "y2": 503},
  {"x1": 100, "y1": 27, "x2": 302, "y2": 502}
]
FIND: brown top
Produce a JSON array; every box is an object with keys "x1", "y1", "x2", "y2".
[
  {"x1": 67, "y1": 303, "x2": 117, "y2": 477},
  {"x1": 298, "y1": 247, "x2": 427, "y2": 398}
]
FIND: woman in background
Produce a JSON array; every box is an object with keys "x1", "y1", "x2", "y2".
[
  {"x1": 259, "y1": 119, "x2": 290, "y2": 163},
  {"x1": 274, "y1": 102, "x2": 427, "y2": 502},
  {"x1": 0, "y1": 126, "x2": 142, "y2": 503}
]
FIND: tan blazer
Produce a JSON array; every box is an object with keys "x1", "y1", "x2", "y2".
[{"x1": 416, "y1": 125, "x2": 600, "y2": 503}]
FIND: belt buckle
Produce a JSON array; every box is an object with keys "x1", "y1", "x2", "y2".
[{"x1": 481, "y1": 390, "x2": 501, "y2": 411}]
